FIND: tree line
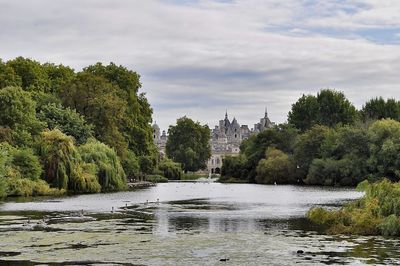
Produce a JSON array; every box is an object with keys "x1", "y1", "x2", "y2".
[
  {"x1": 221, "y1": 89, "x2": 400, "y2": 186},
  {"x1": 0, "y1": 57, "x2": 159, "y2": 197}
]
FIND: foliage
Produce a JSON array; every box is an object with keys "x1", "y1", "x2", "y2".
[
  {"x1": 237, "y1": 124, "x2": 298, "y2": 182},
  {"x1": 37, "y1": 103, "x2": 93, "y2": 144},
  {"x1": 122, "y1": 150, "x2": 140, "y2": 179},
  {"x1": 288, "y1": 89, "x2": 357, "y2": 131},
  {"x1": 145, "y1": 174, "x2": 168, "y2": 183},
  {"x1": 59, "y1": 73, "x2": 129, "y2": 157},
  {"x1": 37, "y1": 129, "x2": 101, "y2": 193},
  {"x1": 220, "y1": 155, "x2": 247, "y2": 180},
  {"x1": 6, "y1": 177, "x2": 64, "y2": 197},
  {"x1": 82, "y1": 63, "x2": 156, "y2": 158},
  {"x1": 181, "y1": 172, "x2": 205, "y2": 180},
  {"x1": 166, "y1": 117, "x2": 211, "y2": 172},
  {"x1": 361, "y1": 97, "x2": 400, "y2": 122},
  {"x1": 367, "y1": 119, "x2": 400, "y2": 181},
  {"x1": 0, "y1": 149, "x2": 7, "y2": 198},
  {"x1": 0, "y1": 59, "x2": 22, "y2": 88},
  {"x1": 158, "y1": 158, "x2": 183, "y2": 180},
  {"x1": 293, "y1": 125, "x2": 330, "y2": 179},
  {"x1": 307, "y1": 179, "x2": 400, "y2": 236},
  {"x1": 6, "y1": 57, "x2": 49, "y2": 91},
  {"x1": 256, "y1": 148, "x2": 296, "y2": 184},
  {"x1": 139, "y1": 156, "x2": 156, "y2": 174},
  {"x1": 0, "y1": 86, "x2": 45, "y2": 134},
  {"x1": 10, "y1": 148, "x2": 42, "y2": 180},
  {"x1": 79, "y1": 139, "x2": 127, "y2": 192}
]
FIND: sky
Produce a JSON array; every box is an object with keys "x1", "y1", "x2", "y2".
[{"x1": 1, "y1": 0, "x2": 400, "y2": 130}]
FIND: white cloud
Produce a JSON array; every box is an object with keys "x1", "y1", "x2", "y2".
[{"x1": 1, "y1": 0, "x2": 400, "y2": 130}]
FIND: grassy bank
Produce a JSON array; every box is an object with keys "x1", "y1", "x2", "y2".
[{"x1": 307, "y1": 179, "x2": 400, "y2": 236}]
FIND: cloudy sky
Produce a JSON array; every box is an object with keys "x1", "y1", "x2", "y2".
[{"x1": 1, "y1": 0, "x2": 400, "y2": 130}]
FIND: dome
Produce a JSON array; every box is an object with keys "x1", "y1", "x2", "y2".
[{"x1": 152, "y1": 122, "x2": 160, "y2": 130}]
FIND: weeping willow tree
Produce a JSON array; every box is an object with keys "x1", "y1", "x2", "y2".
[
  {"x1": 0, "y1": 149, "x2": 7, "y2": 198},
  {"x1": 79, "y1": 139, "x2": 127, "y2": 192},
  {"x1": 38, "y1": 129, "x2": 100, "y2": 193}
]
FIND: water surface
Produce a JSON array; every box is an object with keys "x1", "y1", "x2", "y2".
[{"x1": 0, "y1": 183, "x2": 399, "y2": 265}]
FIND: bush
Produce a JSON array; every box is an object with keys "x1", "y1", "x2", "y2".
[
  {"x1": 145, "y1": 174, "x2": 168, "y2": 183},
  {"x1": 6, "y1": 177, "x2": 64, "y2": 197},
  {"x1": 158, "y1": 158, "x2": 182, "y2": 180},
  {"x1": 10, "y1": 148, "x2": 42, "y2": 180}
]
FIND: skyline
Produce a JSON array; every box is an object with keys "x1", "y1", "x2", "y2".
[{"x1": 2, "y1": 0, "x2": 400, "y2": 129}]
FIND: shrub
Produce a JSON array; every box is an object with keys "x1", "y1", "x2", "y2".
[
  {"x1": 158, "y1": 158, "x2": 182, "y2": 180},
  {"x1": 145, "y1": 174, "x2": 168, "y2": 183}
]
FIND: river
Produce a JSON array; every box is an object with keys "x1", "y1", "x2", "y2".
[{"x1": 0, "y1": 182, "x2": 399, "y2": 265}]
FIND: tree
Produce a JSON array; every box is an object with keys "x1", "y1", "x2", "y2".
[
  {"x1": 0, "y1": 86, "x2": 45, "y2": 134},
  {"x1": 293, "y1": 125, "x2": 330, "y2": 179},
  {"x1": 82, "y1": 63, "x2": 155, "y2": 157},
  {"x1": 166, "y1": 117, "x2": 211, "y2": 172},
  {"x1": 79, "y1": 139, "x2": 127, "y2": 191},
  {"x1": 6, "y1": 57, "x2": 49, "y2": 91},
  {"x1": 59, "y1": 73, "x2": 129, "y2": 157},
  {"x1": 37, "y1": 103, "x2": 93, "y2": 144},
  {"x1": 239, "y1": 125, "x2": 298, "y2": 182},
  {"x1": 37, "y1": 129, "x2": 100, "y2": 192},
  {"x1": 361, "y1": 97, "x2": 400, "y2": 122},
  {"x1": 288, "y1": 94, "x2": 318, "y2": 131},
  {"x1": 288, "y1": 89, "x2": 357, "y2": 131},
  {"x1": 368, "y1": 119, "x2": 400, "y2": 181},
  {"x1": 0, "y1": 59, "x2": 22, "y2": 88},
  {"x1": 158, "y1": 158, "x2": 183, "y2": 180},
  {"x1": 316, "y1": 89, "x2": 357, "y2": 127},
  {"x1": 256, "y1": 148, "x2": 295, "y2": 184}
]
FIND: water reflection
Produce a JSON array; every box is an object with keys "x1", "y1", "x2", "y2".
[{"x1": 3, "y1": 183, "x2": 399, "y2": 265}]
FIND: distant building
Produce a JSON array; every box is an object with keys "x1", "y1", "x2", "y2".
[
  {"x1": 152, "y1": 107, "x2": 275, "y2": 173},
  {"x1": 152, "y1": 122, "x2": 167, "y2": 158}
]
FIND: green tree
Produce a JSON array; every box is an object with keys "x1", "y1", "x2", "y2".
[
  {"x1": 79, "y1": 139, "x2": 127, "y2": 191},
  {"x1": 38, "y1": 129, "x2": 100, "y2": 192},
  {"x1": 288, "y1": 94, "x2": 318, "y2": 131},
  {"x1": 0, "y1": 59, "x2": 22, "y2": 88},
  {"x1": 293, "y1": 125, "x2": 330, "y2": 179},
  {"x1": 256, "y1": 148, "x2": 295, "y2": 184},
  {"x1": 361, "y1": 97, "x2": 400, "y2": 122},
  {"x1": 368, "y1": 119, "x2": 400, "y2": 181},
  {"x1": 82, "y1": 63, "x2": 155, "y2": 157},
  {"x1": 37, "y1": 103, "x2": 93, "y2": 144},
  {"x1": 158, "y1": 158, "x2": 183, "y2": 180},
  {"x1": 288, "y1": 89, "x2": 357, "y2": 131},
  {"x1": 42, "y1": 63, "x2": 75, "y2": 94},
  {"x1": 0, "y1": 86, "x2": 45, "y2": 135},
  {"x1": 59, "y1": 73, "x2": 128, "y2": 157},
  {"x1": 6, "y1": 57, "x2": 49, "y2": 91},
  {"x1": 239, "y1": 124, "x2": 298, "y2": 182},
  {"x1": 166, "y1": 117, "x2": 211, "y2": 172}
]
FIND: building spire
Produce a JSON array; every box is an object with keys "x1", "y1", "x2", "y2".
[
  {"x1": 264, "y1": 106, "x2": 268, "y2": 118},
  {"x1": 225, "y1": 109, "x2": 228, "y2": 119}
]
